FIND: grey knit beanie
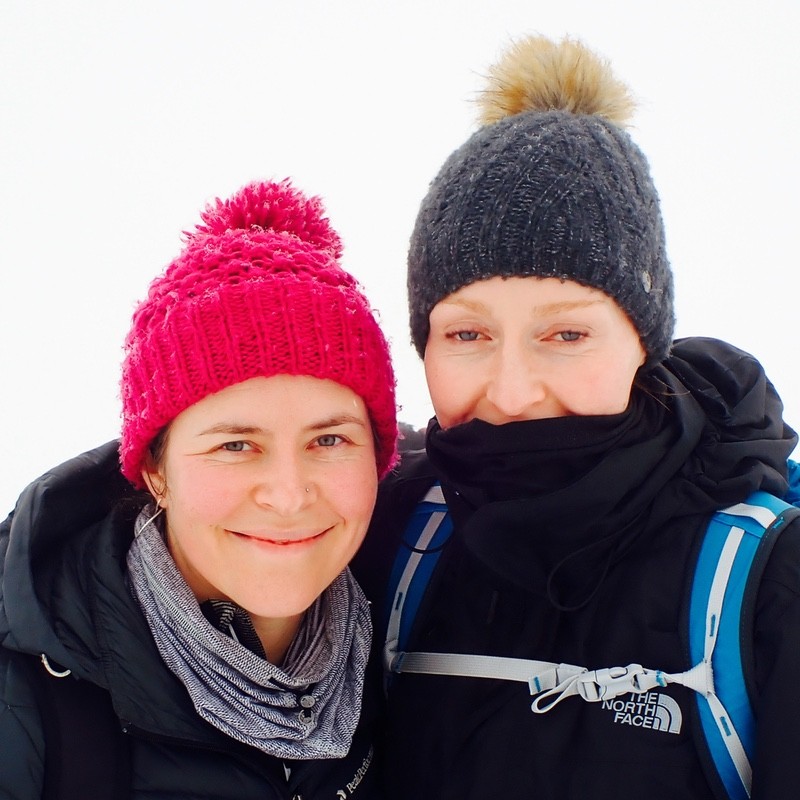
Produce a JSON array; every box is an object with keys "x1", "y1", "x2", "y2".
[{"x1": 408, "y1": 36, "x2": 674, "y2": 368}]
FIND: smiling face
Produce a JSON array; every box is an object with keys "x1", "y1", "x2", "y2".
[
  {"x1": 141, "y1": 375, "x2": 377, "y2": 658},
  {"x1": 424, "y1": 276, "x2": 646, "y2": 428}
]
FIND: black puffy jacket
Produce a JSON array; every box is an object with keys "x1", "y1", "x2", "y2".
[
  {"x1": 353, "y1": 338, "x2": 800, "y2": 800},
  {"x1": 0, "y1": 442, "x2": 381, "y2": 799}
]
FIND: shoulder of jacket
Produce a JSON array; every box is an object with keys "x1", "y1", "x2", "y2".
[
  {"x1": 758, "y1": 512, "x2": 800, "y2": 596},
  {"x1": 374, "y1": 450, "x2": 439, "y2": 538},
  {"x1": 379, "y1": 448, "x2": 437, "y2": 497}
]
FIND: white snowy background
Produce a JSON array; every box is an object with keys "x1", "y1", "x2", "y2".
[{"x1": 2, "y1": 0, "x2": 798, "y2": 513}]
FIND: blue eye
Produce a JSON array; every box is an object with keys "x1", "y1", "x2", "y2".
[
  {"x1": 454, "y1": 331, "x2": 480, "y2": 341},
  {"x1": 316, "y1": 434, "x2": 343, "y2": 447},
  {"x1": 558, "y1": 331, "x2": 583, "y2": 342},
  {"x1": 221, "y1": 441, "x2": 249, "y2": 452}
]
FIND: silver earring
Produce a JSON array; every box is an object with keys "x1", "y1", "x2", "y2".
[{"x1": 135, "y1": 505, "x2": 164, "y2": 537}]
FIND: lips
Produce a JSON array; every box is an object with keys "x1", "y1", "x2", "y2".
[{"x1": 228, "y1": 527, "x2": 331, "y2": 546}]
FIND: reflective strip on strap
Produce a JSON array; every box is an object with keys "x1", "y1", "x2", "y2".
[
  {"x1": 717, "y1": 501, "x2": 778, "y2": 530},
  {"x1": 389, "y1": 649, "x2": 564, "y2": 685},
  {"x1": 696, "y1": 522, "x2": 753, "y2": 799},
  {"x1": 422, "y1": 484, "x2": 446, "y2": 504},
  {"x1": 386, "y1": 510, "x2": 446, "y2": 649},
  {"x1": 705, "y1": 689, "x2": 753, "y2": 796},
  {"x1": 704, "y1": 527, "x2": 743, "y2": 662}
]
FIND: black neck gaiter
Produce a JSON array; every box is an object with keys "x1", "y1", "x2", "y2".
[
  {"x1": 426, "y1": 380, "x2": 704, "y2": 610},
  {"x1": 423, "y1": 338, "x2": 797, "y2": 610}
]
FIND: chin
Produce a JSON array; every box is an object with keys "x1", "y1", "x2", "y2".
[{"x1": 242, "y1": 589, "x2": 326, "y2": 621}]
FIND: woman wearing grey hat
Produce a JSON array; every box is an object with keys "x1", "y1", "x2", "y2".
[{"x1": 353, "y1": 36, "x2": 800, "y2": 800}]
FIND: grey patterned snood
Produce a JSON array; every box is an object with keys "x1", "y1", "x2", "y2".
[{"x1": 126, "y1": 505, "x2": 372, "y2": 759}]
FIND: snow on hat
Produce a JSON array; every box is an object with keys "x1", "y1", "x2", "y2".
[
  {"x1": 120, "y1": 180, "x2": 397, "y2": 484},
  {"x1": 408, "y1": 35, "x2": 674, "y2": 367}
]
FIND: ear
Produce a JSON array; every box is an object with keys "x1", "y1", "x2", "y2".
[{"x1": 141, "y1": 467, "x2": 169, "y2": 509}]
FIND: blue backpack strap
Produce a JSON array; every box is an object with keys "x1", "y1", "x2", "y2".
[
  {"x1": 690, "y1": 491, "x2": 797, "y2": 800},
  {"x1": 384, "y1": 483, "x2": 453, "y2": 664}
]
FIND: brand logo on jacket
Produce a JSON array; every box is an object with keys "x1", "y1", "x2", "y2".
[
  {"x1": 601, "y1": 690, "x2": 682, "y2": 734},
  {"x1": 335, "y1": 746, "x2": 373, "y2": 798}
]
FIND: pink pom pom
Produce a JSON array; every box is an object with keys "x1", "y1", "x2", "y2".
[{"x1": 194, "y1": 179, "x2": 342, "y2": 258}]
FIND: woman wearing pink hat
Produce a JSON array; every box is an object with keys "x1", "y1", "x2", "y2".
[{"x1": 0, "y1": 180, "x2": 396, "y2": 799}]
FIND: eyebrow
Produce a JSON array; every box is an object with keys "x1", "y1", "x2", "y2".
[
  {"x1": 441, "y1": 297, "x2": 602, "y2": 315},
  {"x1": 532, "y1": 299, "x2": 603, "y2": 315},
  {"x1": 198, "y1": 415, "x2": 368, "y2": 437},
  {"x1": 198, "y1": 424, "x2": 264, "y2": 436},
  {"x1": 441, "y1": 297, "x2": 490, "y2": 314},
  {"x1": 307, "y1": 414, "x2": 369, "y2": 432}
]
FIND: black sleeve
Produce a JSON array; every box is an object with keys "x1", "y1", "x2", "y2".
[
  {"x1": 751, "y1": 516, "x2": 800, "y2": 799},
  {"x1": 0, "y1": 649, "x2": 46, "y2": 799}
]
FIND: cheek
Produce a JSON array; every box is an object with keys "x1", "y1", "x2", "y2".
[
  {"x1": 327, "y1": 464, "x2": 378, "y2": 532},
  {"x1": 424, "y1": 357, "x2": 468, "y2": 423},
  {"x1": 566, "y1": 362, "x2": 638, "y2": 415},
  {"x1": 164, "y1": 464, "x2": 245, "y2": 523}
]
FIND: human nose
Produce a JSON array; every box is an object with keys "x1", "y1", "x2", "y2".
[
  {"x1": 484, "y1": 342, "x2": 546, "y2": 419},
  {"x1": 252, "y1": 454, "x2": 315, "y2": 515}
]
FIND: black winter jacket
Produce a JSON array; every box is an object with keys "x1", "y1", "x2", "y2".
[
  {"x1": 0, "y1": 442, "x2": 381, "y2": 800},
  {"x1": 353, "y1": 338, "x2": 800, "y2": 800}
]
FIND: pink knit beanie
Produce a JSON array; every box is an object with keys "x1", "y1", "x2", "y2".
[{"x1": 120, "y1": 180, "x2": 398, "y2": 485}]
